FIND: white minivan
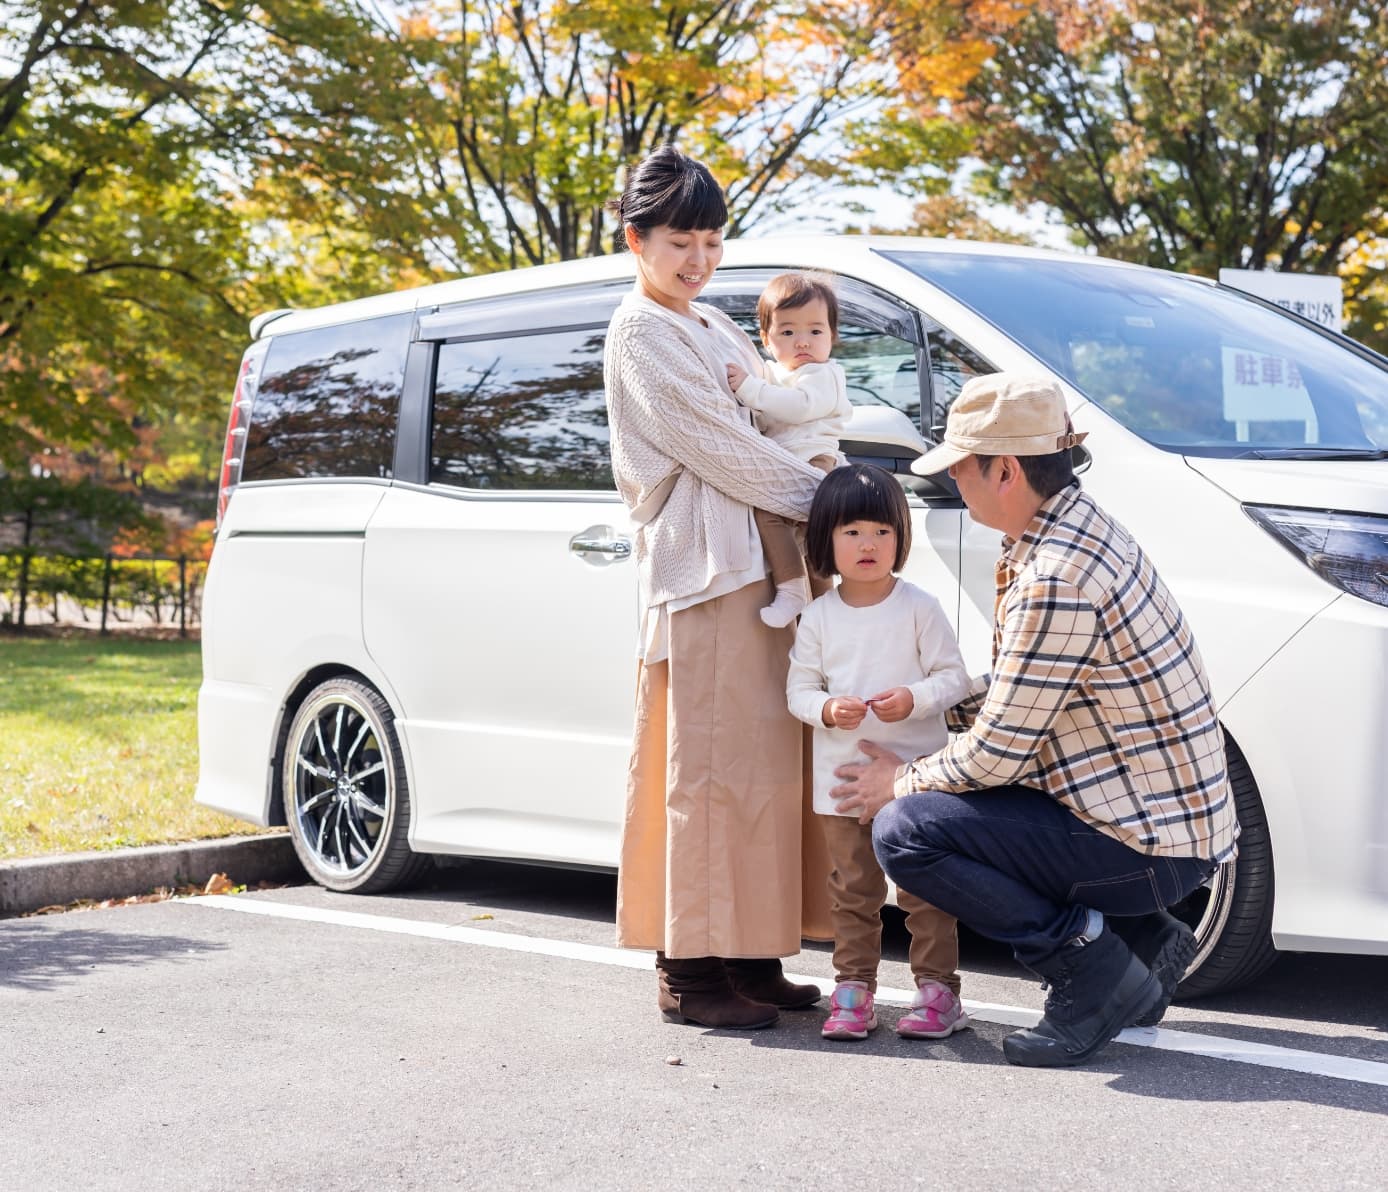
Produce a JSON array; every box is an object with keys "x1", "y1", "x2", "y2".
[{"x1": 197, "y1": 236, "x2": 1388, "y2": 997}]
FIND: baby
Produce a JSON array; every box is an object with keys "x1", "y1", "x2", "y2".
[{"x1": 726, "y1": 272, "x2": 853, "y2": 627}]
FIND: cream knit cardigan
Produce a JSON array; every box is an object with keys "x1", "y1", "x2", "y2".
[{"x1": 604, "y1": 292, "x2": 825, "y2": 606}]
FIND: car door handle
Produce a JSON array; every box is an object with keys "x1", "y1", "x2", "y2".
[{"x1": 569, "y1": 525, "x2": 632, "y2": 565}]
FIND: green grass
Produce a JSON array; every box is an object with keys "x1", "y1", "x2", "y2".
[{"x1": 0, "y1": 635, "x2": 255, "y2": 859}]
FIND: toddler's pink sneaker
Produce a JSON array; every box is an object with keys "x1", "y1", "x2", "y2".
[
  {"x1": 822, "y1": 980, "x2": 877, "y2": 1040},
  {"x1": 896, "y1": 979, "x2": 970, "y2": 1038}
]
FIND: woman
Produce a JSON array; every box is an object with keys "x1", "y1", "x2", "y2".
[{"x1": 603, "y1": 145, "x2": 831, "y2": 1029}]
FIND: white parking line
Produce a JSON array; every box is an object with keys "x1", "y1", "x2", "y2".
[{"x1": 185, "y1": 894, "x2": 1388, "y2": 1089}]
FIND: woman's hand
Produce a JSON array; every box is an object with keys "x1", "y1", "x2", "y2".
[
  {"x1": 865, "y1": 687, "x2": 914, "y2": 723},
  {"x1": 726, "y1": 361, "x2": 748, "y2": 391},
  {"x1": 823, "y1": 696, "x2": 869, "y2": 730}
]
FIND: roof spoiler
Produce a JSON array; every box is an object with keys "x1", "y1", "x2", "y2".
[{"x1": 249, "y1": 308, "x2": 294, "y2": 340}]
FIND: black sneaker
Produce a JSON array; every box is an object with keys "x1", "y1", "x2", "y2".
[
  {"x1": 1003, "y1": 929, "x2": 1162, "y2": 1068},
  {"x1": 1112, "y1": 910, "x2": 1196, "y2": 1027}
]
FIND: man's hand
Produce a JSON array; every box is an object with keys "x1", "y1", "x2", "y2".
[
  {"x1": 831, "y1": 740, "x2": 906, "y2": 824},
  {"x1": 823, "y1": 696, "x2": 869, "y2": 730},
  {"x1": 726, "y1": 361, "x2": 749, "y2": 391},
  {"x1": 865, "y1": 686, "x2": 914, "y2": 724}
]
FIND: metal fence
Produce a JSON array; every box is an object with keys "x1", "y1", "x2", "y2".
[{"x1": 0, "y1": 552, "x2": 207, "y2": 636}]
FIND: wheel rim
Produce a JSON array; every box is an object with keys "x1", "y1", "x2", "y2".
[
  {"x1": 288, "y1": 692, "x2": 393, "y2": 878},
  {"x1": 1170, "y1": 859, "x2": 1235, "y2": 973}
]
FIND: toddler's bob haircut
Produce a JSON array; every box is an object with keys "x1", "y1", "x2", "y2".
[
  {"x1": 805, "y1": 463, "x2": 912, "y2": 577},
  {"x1": 606, "y1": 144, "x2": 727, "y2": 237},
  {"x1": 757, "y1": 272, "x2": 840, "y2": 344}
]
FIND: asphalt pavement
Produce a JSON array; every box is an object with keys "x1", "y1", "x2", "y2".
[{"x1": 2, "y1": 859, "x2": 1384, "y2": 1192}]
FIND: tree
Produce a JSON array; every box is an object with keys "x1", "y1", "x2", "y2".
[
  {"x1": 0, "y1": 1, "x2": 269, "y2": 469},
  {"x1": 945, "y1": 0, "x2": 1388, "y2": 348},
  {"x1": 247, "y1": 0, "x2": 1018, "y2": 277},
  {"x1": 1339, "y1": 214, "x2": 1388, "y2": 348},
  {"x1": 2, "y1": 0, "x2": 1025, "y2": 487}
]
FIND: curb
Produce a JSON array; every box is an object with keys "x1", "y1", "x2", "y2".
[{"x1": 0, "y1": 834, "x2": 306, "y2": 916}]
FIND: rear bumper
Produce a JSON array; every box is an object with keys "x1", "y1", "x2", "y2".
[{"x1": 194, "y1": 679, "x2": 279, "y2": 826}]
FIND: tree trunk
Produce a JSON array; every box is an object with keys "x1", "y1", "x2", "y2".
[
  {"x1": 17, "y1": 507, "x2": 32, "y2": 630},
  {"x1": 101, "y1": 553, "x2": 113, "y2": 635}
]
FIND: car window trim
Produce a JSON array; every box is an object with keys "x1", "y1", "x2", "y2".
[
  {"x1": 419, "y1": 318, "x2": 612, "y2": 345},
  {"x1": 416, "y1": 279, "x2": 628, "y2": 343},
  {"x1": 390, "y1": 478, "x2": 626, "y2": 505}
]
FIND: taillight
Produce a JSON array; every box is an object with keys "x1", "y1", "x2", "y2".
[{"x1": 216, "y1": 343, "x2": 266, "y2": 532}]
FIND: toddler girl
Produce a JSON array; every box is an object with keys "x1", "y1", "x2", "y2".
[
  {"x1": 786, "y1": 463, "x2": 973, "y2": 1040},
  {"x1": 726, "y1": 272, "x2": 853, "y2": 628}
]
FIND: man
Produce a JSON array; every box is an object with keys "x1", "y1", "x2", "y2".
[{"x1": 832, "y1": 372, "x2": 1238, "y2": 1068}]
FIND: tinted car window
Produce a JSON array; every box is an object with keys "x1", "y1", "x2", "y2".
[
  {"x1": 244, "y1": 314, "x2": 411, "y2": 480},
  {"x1": 925, "y1": 324, "x2": 993, "y2": 433},
  {"x1": 430, "y1": 327, "x2": 613, "y2": 491},
  {"x1": 888, "y1": 251, "x2": 1388, "y2": 457}
]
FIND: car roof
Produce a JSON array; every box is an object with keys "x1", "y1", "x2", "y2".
[{"x1": 253, "y1": 234, "x2": 1155, "y2": 339}]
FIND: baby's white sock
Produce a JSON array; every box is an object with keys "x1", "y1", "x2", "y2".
[{"x1": 761, "y1": 578, "x2": 810, "y2": 628}]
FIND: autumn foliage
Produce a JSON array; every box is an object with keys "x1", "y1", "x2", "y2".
[{"x1": 2, "y1": 0, "x2": 1385, "y2": 546}]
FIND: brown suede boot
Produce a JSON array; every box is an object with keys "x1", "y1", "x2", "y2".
[
  {"x1": 723, "y1": 958, "x2": 822, "y2": 1010},
  {"x1": 656, "y1": 953, "x2": 779, "y2": 1029}
]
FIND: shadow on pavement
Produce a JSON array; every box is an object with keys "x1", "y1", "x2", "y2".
[
  {"x1": 1157, "y1": 1019, "x2": 1388, "y2": 1063},
  {"x1": 0, "y1": 922, "x2": 225, "y2": 992},
  {"x1": 740, "y1": 1001, "x2": 1388, "y2": 1117},
  {"x1": 1097, "y1": 1061, "x2": 1388, "y2": 1115},
  {"x1": 397, "y1": 857, "x2": 621, "y2": 926},
  {"x1": 323, "y1": 858, "x2": 1388, "y2": 1075},
  {"x1": 1181, "y1": 949, "x2": 1388, "y2": 1032}
]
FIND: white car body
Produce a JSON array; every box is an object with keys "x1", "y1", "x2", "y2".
[{"x1": 197, "y1": 236, "x2": 1388, "y2": 988}]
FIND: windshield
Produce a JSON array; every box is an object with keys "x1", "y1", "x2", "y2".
[{"x1": 885, "y1": 251, "x2": 1388, "y2": 458}]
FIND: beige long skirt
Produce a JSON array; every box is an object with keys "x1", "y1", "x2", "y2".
[{"x1": 616, "y1": 578, "x2": 832, "y2": 959}]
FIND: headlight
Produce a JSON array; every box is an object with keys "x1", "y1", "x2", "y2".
[{"x1": 1245, "y1": 505, "x2": 1388, "y2": 608}]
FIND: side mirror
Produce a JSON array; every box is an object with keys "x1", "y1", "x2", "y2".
[
  {"x1": 839, "y1": 406, "x2": 962, "y2": 502},
  {"x1": 843, "y1": 405, "x2": 927, "y2": 458}
]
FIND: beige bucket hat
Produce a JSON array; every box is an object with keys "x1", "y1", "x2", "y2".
[{"x1": 911, "y1": 372, "x2": 1088, "y2": 476}]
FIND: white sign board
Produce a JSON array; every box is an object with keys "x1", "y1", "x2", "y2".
[
  {"x1": 1220, "y1": 347, "x2": 1318, "y2": 443},
  {"x1": 1219, "y1": 268, "x2": 1342, "y2": 332}
]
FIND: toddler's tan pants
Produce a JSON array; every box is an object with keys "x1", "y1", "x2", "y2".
[{"x1": 819, "y1": 811, "x2": 961, "y2": 994}]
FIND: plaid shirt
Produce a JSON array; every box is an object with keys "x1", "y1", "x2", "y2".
[{"x1": 895, "y1": 484, "x2": 1238, "y2": 862}]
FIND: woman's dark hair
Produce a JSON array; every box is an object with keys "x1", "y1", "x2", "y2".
[
  {"x1": 805, "y1": 464, "x2": 912, "y2": 577},
  {"x1": 605, "y1": 144, "x2": 727, "y2": 238}
]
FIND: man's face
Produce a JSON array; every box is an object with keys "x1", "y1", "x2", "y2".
[{"x1": 948, "y1": 454, "x2": 1005, "y2": 532}]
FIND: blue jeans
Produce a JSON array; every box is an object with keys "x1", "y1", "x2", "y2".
[{"x1": 872, "y1": 786, "x2": 1217, "y2": 968}]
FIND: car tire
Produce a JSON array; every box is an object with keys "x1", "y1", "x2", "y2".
[
  {"x1": 281, "y1": 677, "x2": 429, "y2": 894},
  {"x1": 1173, "y1": 732, "x2": 1279, "y2": 998}
]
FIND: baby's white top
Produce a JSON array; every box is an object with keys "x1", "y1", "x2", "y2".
[{"x1": 734, "y1": 359, "x2": 852, "y2": 462}]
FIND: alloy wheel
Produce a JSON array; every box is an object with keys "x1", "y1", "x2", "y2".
[{"x1": 286, "y1": 689, "x2": 394, "y2": 880}]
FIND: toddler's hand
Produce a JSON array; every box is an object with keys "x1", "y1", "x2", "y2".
[
  {"x1": 823, "y1": 696, "x2": 869, "y2": 730},
  {"x1": 865, "y1": 687, "x2": 914, "y2": 723},
  {"x1": 726, "y1": 362, "x2": 748, "y2": 391}
]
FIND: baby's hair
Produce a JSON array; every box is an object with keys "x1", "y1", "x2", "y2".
[
  {"x1": 604, "y1": 144, "x2": 727, "y2": 238},
  {"x1": 757, "y1": 272, "x2": 839, "y2": 344},
  {"x1": 805, "y1": 464, "x2": 912, "y2": 577}
]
